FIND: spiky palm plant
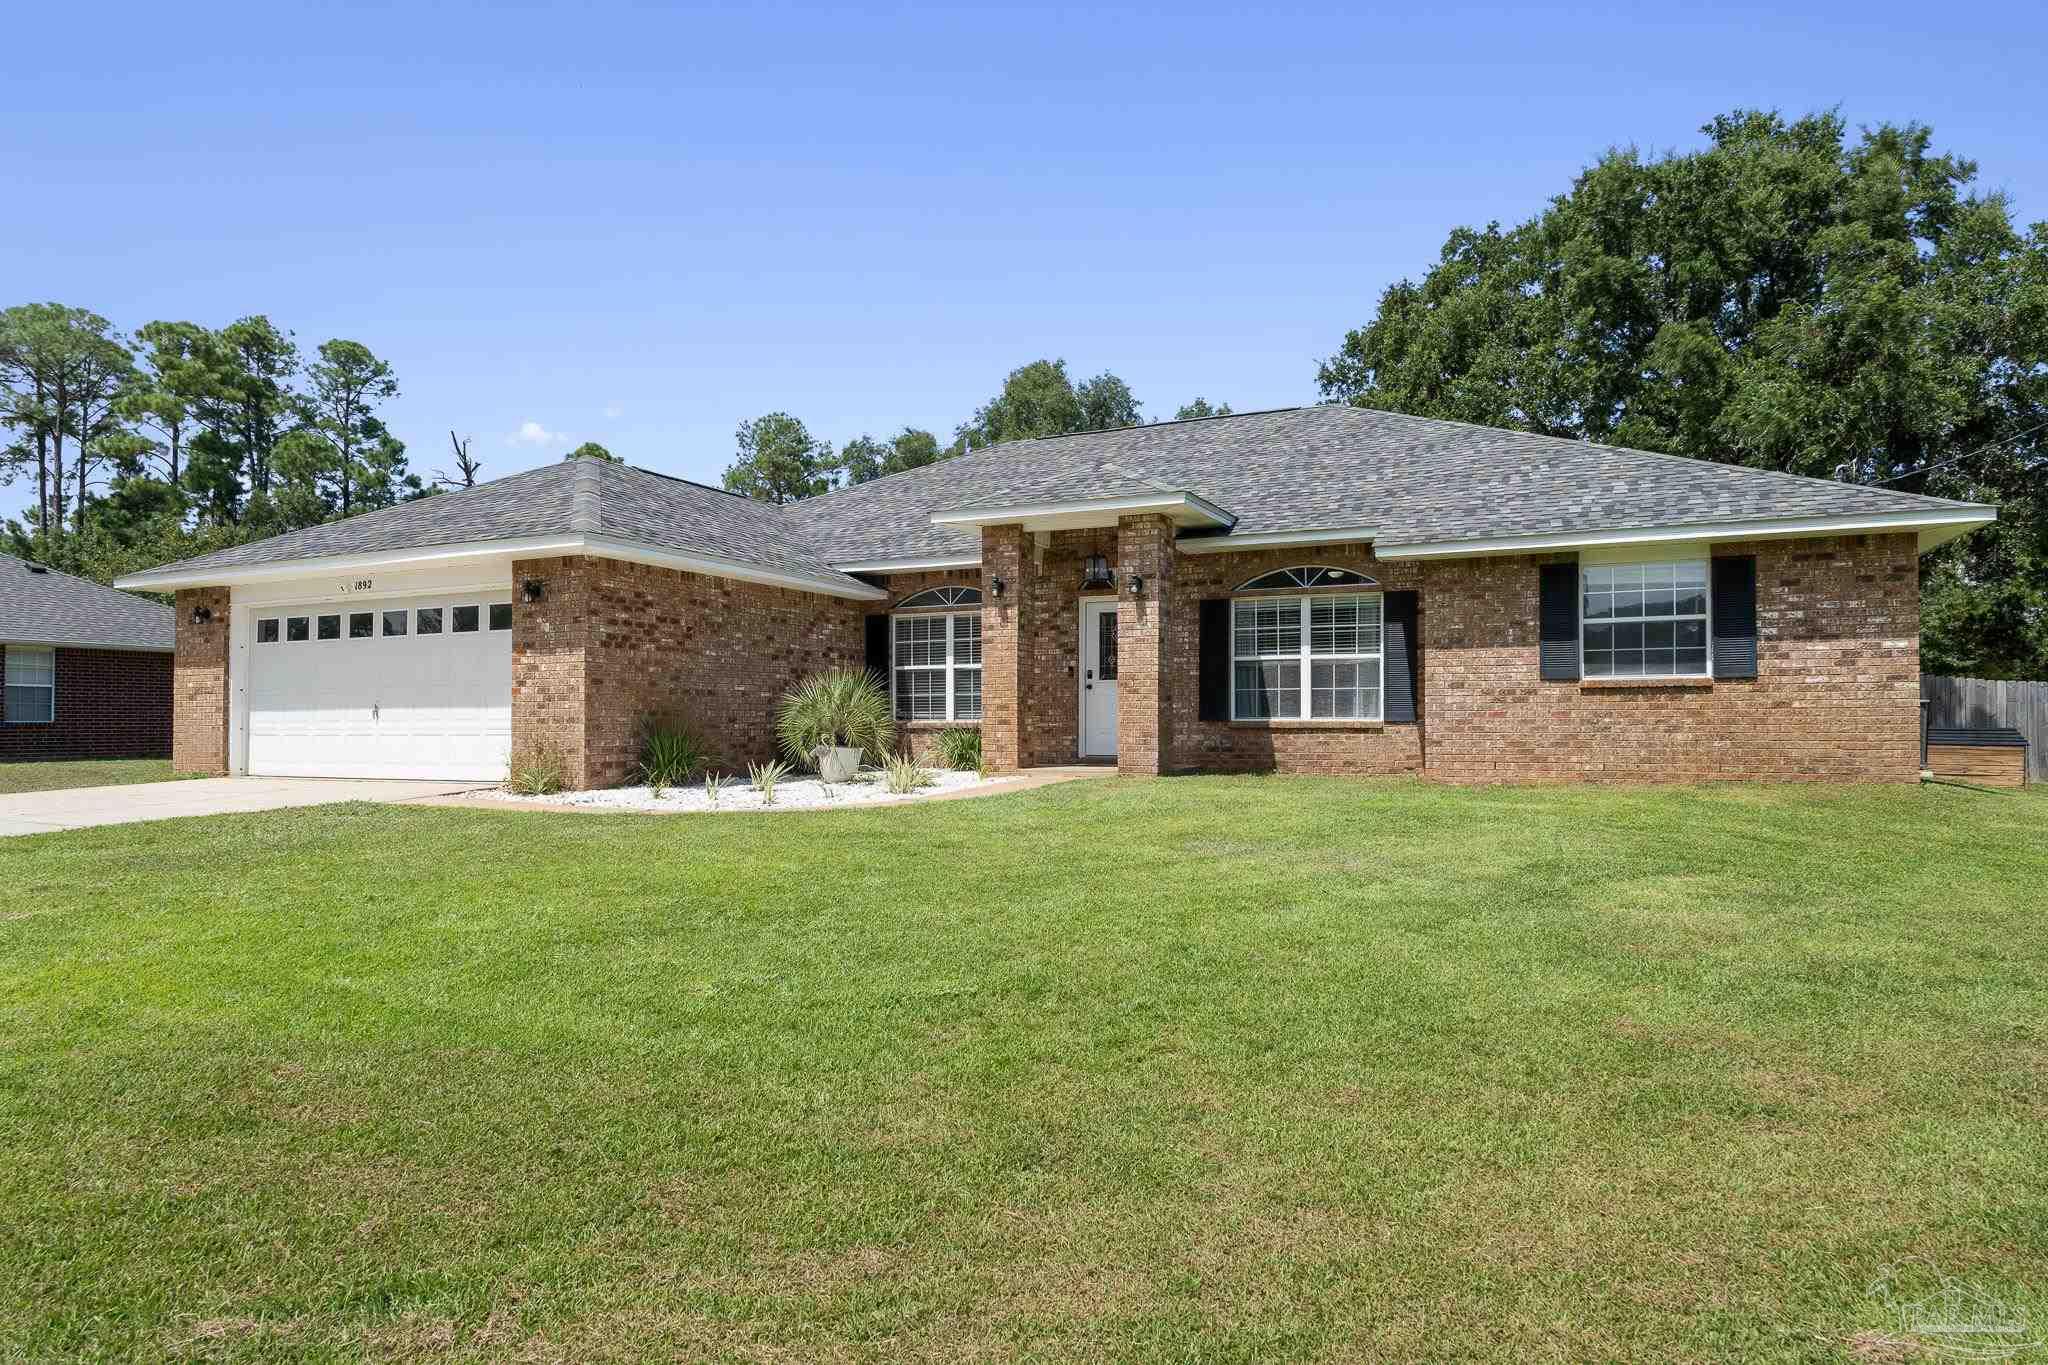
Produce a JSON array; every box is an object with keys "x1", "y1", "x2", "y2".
[{"x1": 775, "y1": 669, "x2": 895, "y2": 771}]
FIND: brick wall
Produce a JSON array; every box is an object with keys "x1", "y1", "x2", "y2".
[
  {"x1": 1168, "y1": 541, "x2": 1425, "y2": 776},
  {"x1": 509, "y1": 555, "x2": 595, "y2": 785},
  {"x1": 515, "y1": 555, "x2": 865, "y2": 788},
  {"x1": 1421, "y1": 533, "x2": 1922, "y2": 783},
  {"x1": 1114, "y1": 514, "x2": 1175, "y2": 775},
  {"x1": 172, "y1": 588, "x2": 230, "y2": 774},
  {"x1": 0, "y1": 646, "x2": 171, "y2": 761}
]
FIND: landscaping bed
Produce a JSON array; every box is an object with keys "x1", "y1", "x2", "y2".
[{"x1": 487, "y1": 766, "x2": 1012, "y2": 811}]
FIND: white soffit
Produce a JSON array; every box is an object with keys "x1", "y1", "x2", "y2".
[
  {"x1": 115, "y1": 535, "x2": 889, "y2": 601},
  {"x1": 929, "y1": 490, "x2": 1236, "y2": 533}
]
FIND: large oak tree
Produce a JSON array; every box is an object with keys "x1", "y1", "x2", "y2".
[{"x1": 1319, "y1": 110, "x2": 2048, "y2": 678}]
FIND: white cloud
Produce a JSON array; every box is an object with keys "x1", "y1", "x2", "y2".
[
  {"x1": 511, "y1": 420, "x2": 564, "y2": 447},
  {"x1": 601, "y1": 404, "x2": 623, "y2": 419}
]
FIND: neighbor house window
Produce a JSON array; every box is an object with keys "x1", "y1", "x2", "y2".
[
  {"x1": 4, "y1": 646, "x2": 55, "y2": 724},
  {"x1": 892, "y1": 595, "x2": 982, "y2": 722},
  {"x1": 1581, "y1": 560, "x2": 1709, "y2": 678},
  {"x1": 1231, "y1": 590, "x2": 1383, "y2": 721}
]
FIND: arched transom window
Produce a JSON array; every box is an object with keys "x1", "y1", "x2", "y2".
[
  {"x1": 894, "y1": 585, "x2": 982, "y2": 610},
  {"x1": 1234, "y1": 566, "x2": 1377, "y2": 593},
  {"x1": 1231, "y1": 567, "x2": 1383, "y2": 721},
  {"x1": 892, "y1": 586, "x2": 982, "y2": 721}
]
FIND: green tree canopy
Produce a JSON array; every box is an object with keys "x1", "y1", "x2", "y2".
[
  {"x1": 1173, "y1": 398, "x2": 1233, "y2": 420},
  {"x1": 1319, "y1": 109, "x2": 2048, "y2": 678},
  {"x1": 723, "y1": 413, "x2": 836, "y2": 503},
  {"x1": 955, "y1": 359, "x2": 1143, "y2": 449},
  {"x1": 841, "y1": 427, "x2": 943, "y2": 484},
  {"x1": 275, "y1": 338, "x2": 415, "y2": 523},
  {"x1": 564, "y1": 441, "x2": 618, "y2": 462}
]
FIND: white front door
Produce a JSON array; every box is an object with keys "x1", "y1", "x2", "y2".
[
  {"x1": 1080, "y1": 599, "x2": 1119, "y2": 758},
  {"x1": 246, "y1": 593, "x2": 514, "y2": 780}
]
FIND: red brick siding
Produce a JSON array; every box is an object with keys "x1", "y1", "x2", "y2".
[
  {"x1": 172, "y1": 588, "x2": 231, "y2": 774},
  {"x1": 1420, "y1": 533, "x2": 1921, "y2": 783},
  {"x1": 0, "y1": 646, "x2": 171, "y2": 760},
  {"x1": 514, "y1": 555, "x2": 865, "y2": 788},
  {"x1": 1114, "y1": 514, "x2": 1175, "y2": 775},
  {"x1": 509, "y1": 556, "x2": 595, "y2": 785},
  {"x1": 1167, "y1": 541, "x2": 1425, "y2": 776}
]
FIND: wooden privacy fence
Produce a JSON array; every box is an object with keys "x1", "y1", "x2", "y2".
[{"x1": 1921, "y1": 675, "x2": 2047, "y2": 783}]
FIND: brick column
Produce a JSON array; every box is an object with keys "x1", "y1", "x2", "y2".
[
  {"x1": 510, "y1": 555, "x2": 593, "y2": 787},
  {"x1": 1115, "y1": 514, "x2": 1175, "y2": 776},
  {"x1": 980, "y1": 525, "x2": 1027, "y2": 771},
  {"x1": 172, "y1": 587, "x2": 231, "y2": 775}
]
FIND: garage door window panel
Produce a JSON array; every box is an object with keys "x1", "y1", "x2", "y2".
[
  {"x1": 382, "y1": 610, "x2": 408, "y2": 637},
  {"x1": 317, "y1": 614, "x2": 340, "y2": 641},
  {"x1": 418, "y1": 607, "x2": 443, "y2": 635},
  {"x1": 489, "y1": 604, "x2": 512, "y2": 631},
  {"x1": 453, "y1": 606, "x2": 479, "y2": 633},
  {"x1": 349, "y1": 613, "x2": 373, "y2": 639}
]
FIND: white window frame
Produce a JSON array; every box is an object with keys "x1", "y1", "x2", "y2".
[
  {"x1": 1229, "y1": 591, "x2": 1384, "y2": 722},
  {"x1": 1578, "y1": 558, "x2": 1713, "y2": 680},
  {"x1": 892, "y1": 609, "x2": 982, "y2": 723},
  {"x1": 4, "y1": 645, "x2": 55, "y2": 725}
]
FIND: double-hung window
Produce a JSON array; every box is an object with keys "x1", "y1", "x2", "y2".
[
  {"x1": 4, "y1": 646, "x2": 55, "y2": 724},
  {"x1": 1232, "y1": 592, "x2": 1383, "y2": 721},
  {"x1": 1581, "y1": 560, "x2": 1709, "y2": 678},
  {"x1": 893, "y1": 611, "x2": 982, "y2": 721}
]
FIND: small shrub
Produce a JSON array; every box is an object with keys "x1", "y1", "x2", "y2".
[
  {"x1": 641, "y1": 725, "x2": 715, "y2": 788},
  {"x1": 747, "y1": 758, "x2": 791, "y2": 805},
  {"x1": 934, "y1": 726, "x2": 982, "y2": 771},
  {"x1": 703, "y1": 771, "x2": 730, "y2": 807},
  {"x1": 883, "y1": 754, "x2": 936, "y2": 795},
  {"x1": 508, "y1": 745, "x2": 565, "y2": 796},
  {"x1": 776, "y1": 669, "x2": 895, "y2": 770}
]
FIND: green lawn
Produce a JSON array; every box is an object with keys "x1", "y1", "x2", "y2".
[
  {"x1": 2, "y1": 778, "x2": 2044, "y2": 1362},
  {"x1": 0, "y1": 758, "x2": 181, "y2": 794}
]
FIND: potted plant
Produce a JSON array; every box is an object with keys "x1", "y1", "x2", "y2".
[{"x1": 776, "y1": 668, "x2": 894, "y2": 781}]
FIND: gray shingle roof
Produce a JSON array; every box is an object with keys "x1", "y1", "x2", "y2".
[
  {"x1": 796, "y1": 405, "x2": 1991, "y2": 560},
  {"x1": 124, "y1": 407, "x2": 1993, "y2": 588},
  {"x1": 0, "y1": 555, "x2": 174, "y2": 650},
  {"x1": 125, "y1": 458, "x2": 870, "y2": 591}
]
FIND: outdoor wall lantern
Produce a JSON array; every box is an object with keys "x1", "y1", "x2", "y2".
[
  {"x1": 1127, "y1": 572, "x2": 1145, "y2": 595},
  {"x1": 189, "y1": 605, "x2": 213, "y2": 625},
  {"x1": 990, "y1": 576, "x2": 1007, "y2": 599},
  {"x1": 1081, "y1": 554, "x2": 1114, "y2": 589},
  {"x1": 520, "y1": 578, "x2": 546, "y2": 604}
]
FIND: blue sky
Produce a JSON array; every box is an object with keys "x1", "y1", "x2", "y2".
[{"x1": 5, "y1": 0, "x2": 2044, "y2": 514}]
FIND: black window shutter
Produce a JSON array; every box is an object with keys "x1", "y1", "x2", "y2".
[
  {"x1": 1198, "y1": 599, "x2": 1230, "y2": 721},
  {"x1": 1711, "y1": 556, "x2": 1758, "y2": 679},
  {"x1": 864, "y1": 613, "x2": 891, "y2": 684},
  {"x1": 1383, "y1": 590, "x2": 1419, "y2": 723},
  {"x1": 1538, "y1": 562, "x2": 1580, "y2": 681}
]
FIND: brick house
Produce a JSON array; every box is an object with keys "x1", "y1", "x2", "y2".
[
  {"x1": 116, "y1": 407, "x2": 1994, "y2": 786},
  {"x1": 1, "y1": 554, "x2": 174, "y2": 761}
]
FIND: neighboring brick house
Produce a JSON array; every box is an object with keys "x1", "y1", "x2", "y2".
[
  {"x1": 116, "y1": 407, "x2": 1995, "y2": 787},
  {"x1": 1, "y1": 555, "x2": 174, "y2": 761}
]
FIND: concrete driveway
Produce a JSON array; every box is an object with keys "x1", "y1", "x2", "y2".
[{"x1": 0, "y1": 778, "x2": 485, "y2": 837}]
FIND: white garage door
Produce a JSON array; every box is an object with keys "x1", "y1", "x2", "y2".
[{"x1": 247, "y1": 594, "x2": 513, "y2": 780}]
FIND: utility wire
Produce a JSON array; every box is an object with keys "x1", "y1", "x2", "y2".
[{"x1": 1846, "y1": 416, "x2": 2048, "y2": 487}]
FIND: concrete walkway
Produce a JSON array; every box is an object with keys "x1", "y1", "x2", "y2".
[{"x1": 0, "y1": 777, "x2": 484, "y2": 837}]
